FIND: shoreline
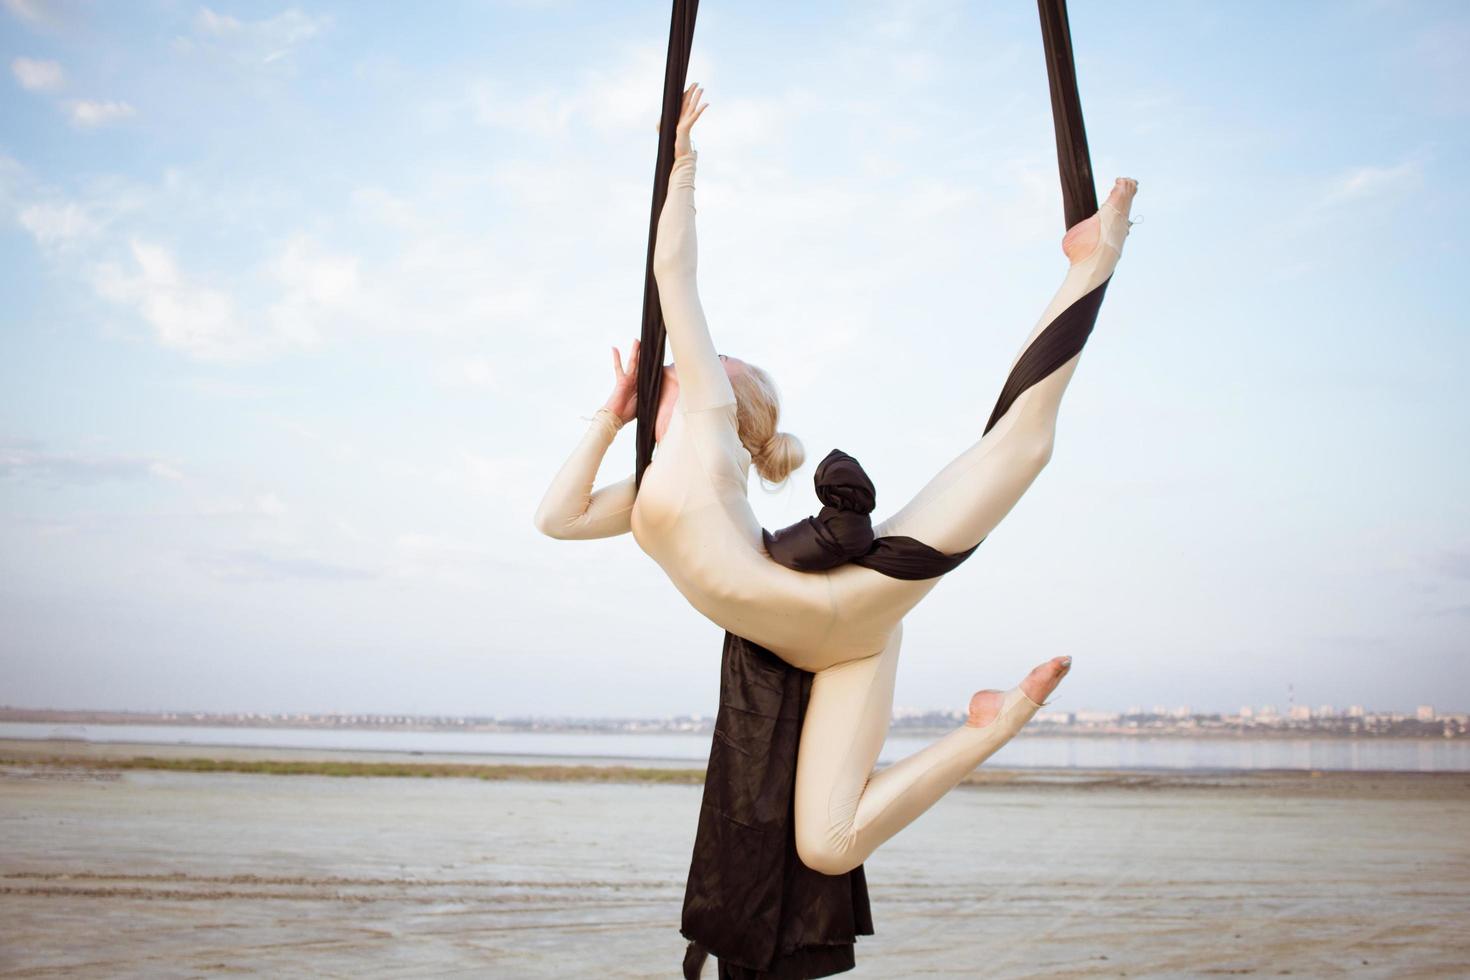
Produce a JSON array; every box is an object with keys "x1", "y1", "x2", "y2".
[
  {"x1": 3, "y1": 738, "x2": 1467, "y2": 799},
  {"x1": 4, "y1": 719, "x2": 1462, "y2": 741}
]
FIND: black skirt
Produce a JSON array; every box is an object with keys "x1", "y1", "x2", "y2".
[{"x1": 680, "y1": 630, "x2": 874, "y2": 978}]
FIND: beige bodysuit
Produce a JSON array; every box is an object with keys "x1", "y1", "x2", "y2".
[{"x1": 534, "y1": 148, "x2": 1130, "y2": 875}]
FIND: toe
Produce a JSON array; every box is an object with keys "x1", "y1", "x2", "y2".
[{"x1": 1022, "y1": 656, "x2": 1071, "y2": 704}]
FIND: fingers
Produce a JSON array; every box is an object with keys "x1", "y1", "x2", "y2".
[
  {"x1": 679, "y1": 83, "x2": 707, "y2": 125},
  {"x1": 612, "y1": 340, "x2": 642, "y2": 381}
]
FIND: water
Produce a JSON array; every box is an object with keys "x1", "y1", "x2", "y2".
[{"x1": 3, "y1": 722, "x2": 1466, "y2": 772}]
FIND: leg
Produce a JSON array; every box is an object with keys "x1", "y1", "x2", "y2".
[
  {"x1": 871, "y1": 183, "x2": 1136, "y2": 555},
  {"x1": 793, "y1": 623, "x2": 1065, "y2": 876},
  {"x1": 806, "y1": 184, "x2": 1139, "y2": 666}
]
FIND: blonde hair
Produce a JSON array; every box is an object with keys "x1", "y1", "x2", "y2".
[{"x1": 729, "y1": 360, "x2": 804, "y2": 490}]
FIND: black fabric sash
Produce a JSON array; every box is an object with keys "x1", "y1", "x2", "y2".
[
  {"x1": 984, "y1": 277, "x2": 1110, "y2": 436},
  {"x1": 762, "y1": 449, "x2": 981, "y2": 579}
]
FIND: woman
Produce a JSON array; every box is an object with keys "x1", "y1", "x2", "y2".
[{"x1": 535, "y1": 83, "x2": 1136, "y2": 876}]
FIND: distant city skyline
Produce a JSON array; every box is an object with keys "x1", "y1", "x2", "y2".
[
  {"x1": 2, "y1": 1, "x2": 1467, "y2": 718},
  {"x1": 1, "y1": 697, "x2": 1463, "y2": 723}
]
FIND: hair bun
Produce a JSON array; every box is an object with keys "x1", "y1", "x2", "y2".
[
  {"x1": 753, "y1": 430, "x2": 805, "y2": 488},
  {"x1": 728, "y1": 361, "x2": 805, "y2": 489}
]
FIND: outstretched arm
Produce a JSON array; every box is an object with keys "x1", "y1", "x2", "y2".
[
  {"x1": 533, "y1": 408, "x2": 636, "y2": 540},
  {"x1": 534, "y1": 341, "x2": 643, "y2": 540},
  {"x1": 651, "y1": 83, "x2": 735, "y2": 413}
]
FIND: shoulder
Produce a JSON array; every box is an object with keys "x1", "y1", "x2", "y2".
[{"x1": 676, "y1": 403, "x2": 749, "y2": 484}]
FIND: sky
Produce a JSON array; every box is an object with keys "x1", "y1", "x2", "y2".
[{"x1": 1, "y1": 0, "x2": 1466, "y2": 719}]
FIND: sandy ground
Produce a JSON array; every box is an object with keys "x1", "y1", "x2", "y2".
[{"x1": 1, "y1": 753, "x2": 1467, "y2": 978}]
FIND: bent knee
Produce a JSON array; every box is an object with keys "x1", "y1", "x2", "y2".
[{"x1": 795, "y1": 825, "x2": 862, "y2": 877}]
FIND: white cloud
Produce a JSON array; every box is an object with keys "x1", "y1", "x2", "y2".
[
  {"x1": 17, "y1": 200, "x2": 98, "y2": 249},
  {"x1": 173, "y1": 376, "x2": 270, "y2": 399},
  {"x1": 11, "y1": 56, "x2": 63, "y2": 91},
  {"x1": 255, "y1": 491, "x2": 287, "y2": 517},
  {"x1": 64, "y1": 98, "x2": 136, "y2": 127},
  {"x1": 440, "y1": 357, "x2": 498, "y2": 390},
  {"x1": 195, "y1": 489, "x2": 295, "y2": 520},
  {"x1": 185, "y1": 6, "x2": 331, "y2": 68},
  {"x1": 194, "y1": 7, "x2": 241, "y2": 35},
  {"x1": 266, "y1": 234, "x2": 363, "y2": 346},
  {"x1": 463, "y1": 41, "x2": 676, "y2": 137},
  {"x1": 75, "y1": 232, "x2": 372, "y2": 362},
  {"x1": 191, "y1": 547, "x2": 378, "y2": 583},
  {"x1": 0, "y1": 153, "x2": 24, "y2": 203},
  {"x1": 392, "y1": 532, "x2": 505, "y2": 586},
  {"x1": 1322, "y1": 160, "x2": 1422, "y2": 205},
  {"x1": 0, "y1": 437, "x2": 182, "y2": 485},
  {"x1": 2, "y1": 0, "x2": 49, "y2": 24},
  {"x1": 349, "y1": 186, "x2": 419, "y2": 231},
  {"x1": 263, "y1": 415, "x2": 360, "y2": 463},
  {"x1": 92, "y1": 239, "x2": 251, "y2": 361},
  {"x1": 460, "y1": 42, "x2": 812, "y2": 151}
]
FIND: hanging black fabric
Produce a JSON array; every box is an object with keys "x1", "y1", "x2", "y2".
[
  {"x1": 635, "y1": 0, "x2": 699, "y2": 489},
  {"x1": 1038, "y1": 0, "x2": 1097, "y2": 230}
]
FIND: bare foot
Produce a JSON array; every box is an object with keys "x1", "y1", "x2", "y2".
[
  {"x1": 1061, "y1": 178, "x2": 1139, "y2": 265},
  {"x1": 964, "y1": 656, "x2": 1072, "y2": 728}
]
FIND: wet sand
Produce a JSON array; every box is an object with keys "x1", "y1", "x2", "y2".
[{"x1": 2, "y1": 746, "x2": 1467, "y2": 978}]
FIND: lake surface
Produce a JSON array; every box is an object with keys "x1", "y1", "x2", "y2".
[{"x1": 2, "y1": 722, "x2": 1466, "y2": 772}]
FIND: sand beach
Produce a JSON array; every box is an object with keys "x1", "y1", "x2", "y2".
[{"x1": 2, "y1": 740, "x2": 1467, "y2": 978}]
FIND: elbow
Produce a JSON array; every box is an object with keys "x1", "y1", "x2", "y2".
[
  {"x1": 1028, "y1": 433, "x2": 1056, "y2": 472},
  {"x1": 532, "y1": 506, "x2": 568, "y2": 540},
  {"x1": 651, "y1": 234, "x2": 693, "y2": 282},
  {"x1": 651, "y1": 248, "x2": 682, "y2": 283}
]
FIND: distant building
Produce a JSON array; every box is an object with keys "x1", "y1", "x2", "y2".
[
  {"x1": 1239, "y1": 706, "x2": 1254, "y2": 719},
  {"x1": 1316, "y1": 704, "x2": 1335, "y2": 718},
  {"x1": 1348, "y1": 705, "x2": 1365, "y2": 718},
  {"x1": 1289, "y1": 705, "x2": 1312, "y2": 720},
  {"x1": 1417, "y1": 705, "x2": 1436, "y2": 721},
  {"x1": 1074, "y1": 710, "x2": 1121, "y2": 724}
]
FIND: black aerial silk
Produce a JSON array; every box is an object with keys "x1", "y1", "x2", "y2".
[
  {"x1": 634, "y1": 0, "x2": 699, "y2": 490},
  {"x1": 626, "y1": 2, "x2": 1107, "y2": 976}
]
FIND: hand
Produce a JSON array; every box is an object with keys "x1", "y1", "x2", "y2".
[
  {"x1": 602, "y1": 339, "x2": 641, "y2": 424},
  {"x1": 674, "y1": 82, "x2": 707, "y2": 158}
]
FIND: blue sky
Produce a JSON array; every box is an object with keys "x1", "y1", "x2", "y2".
[{"x1": 2, "y1": 0, "x2": 1466, "y2": 718}]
